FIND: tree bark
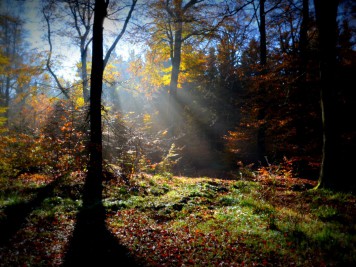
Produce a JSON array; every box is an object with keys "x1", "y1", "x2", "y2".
[
  {"x1": 69, "y1": 0, "x2": 92, "y2": 102},
  {"x1": 85, "y1": 0, "x2": 107, "y2": 204},
  {"x1": 169, "y1": 23, "x2": 182, "y2": 101},
  {"x1": 295, "y1": 0, "x2": 310, "y2": 151},
  {"x1": 259, "y1": 0, "x2": 266, "y2": 66},
  {"x1": 314, "y1": 0, "x2": 339, "y2": 189},
  {"x1": 162, "y1": 0, "x2": 200, "y2": 136},
  {"x1": 168, "y1": 19, "x2": 183, "y2": 135},
  {"x1": 257, "y1": 0, "x2": 267, "y2": 163},
  {"x1": 81, "y1": 47, "x2": 90, "y2": 102}
]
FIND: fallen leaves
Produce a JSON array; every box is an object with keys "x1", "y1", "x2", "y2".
[{"x1": 1, "y1": 172, "x2": 356, "y2": 266}]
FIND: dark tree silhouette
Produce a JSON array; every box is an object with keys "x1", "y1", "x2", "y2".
[
  {"x1": 313, "y1": 0, "x2": 340, "y2": 189},
  {"x1": 63, "y1": 1, "x2": 140, "y2": 266},
  {"x1": 256, "y1": 0, "x2": 267, "y2": 163},
  {"x1": 85, "y1": 0, "x2": 137, "y2": 202},
  {"x1": 85, "y1": 0, "x2": 107, "y2": 204}
]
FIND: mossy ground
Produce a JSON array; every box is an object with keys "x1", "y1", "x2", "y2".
[{"x1": 1, "y1": 171, "x2": 355, "y2": 266}]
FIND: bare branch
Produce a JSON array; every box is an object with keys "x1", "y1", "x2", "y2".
[
  {"x1": 103, "y1": 0, "x2": 137, "y2": 69},
  {"x1": 43, "y1": 8, "x2": 70, "y2": 99}
]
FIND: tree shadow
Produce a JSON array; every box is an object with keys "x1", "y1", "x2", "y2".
[
  {"x1": 0, "y1": 176, "x2": 64, "y2": 246},
  {"x1": 62, "y1": 179, "x2": 141, "y2": 267}
]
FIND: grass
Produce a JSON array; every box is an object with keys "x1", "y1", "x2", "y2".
[
  {"x1": 105, "y1": 174, "x2": 356, "y2": 266},
  {"x1": 1, "y1": 171, "x2": 355, "y2": 266}
]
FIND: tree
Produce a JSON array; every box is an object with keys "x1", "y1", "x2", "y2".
[
  {"x1": 0, "y1": 13, "x2": 43, "y2": 129},
  {"x1": 42, "y1": 4, "x2": 71, "y2": 99},
  {"x1": 294, "y1": 0, "x2": 311, "y2": 150},
  {"x1": 86, "y1": 0, "x2": 137, "y2": 203},
  {"x1": 145, "y1": 0, "x2": 219, "y2": 134},
  {"x1": 210, "y1": 15, "x2": 248, "y2": 153},
  {"x1": 85, "y1": 0, "x2": 107, "y2": 203},
  {"x1": 313, "y1": 0, "x2": 340, "y2": 189},
  {"x1": 67, "y1": 0, "x2": 93, "y2": 102},
  {"x1": 0, "y1": 14, "x2": 24, "y2": 121},
  {"x1": 42, "y1": 0, "x2": 137, "y2": 102},
  {"x1": 251, "y1": 0, "x2": 282, "y2": 163},
  {"x1": 42, "y1": 0, "x2": 95, "y2": 101}
]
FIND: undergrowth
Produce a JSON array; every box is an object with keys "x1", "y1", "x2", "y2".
[
  {"x1": 1, "y1": 171, "x2": 355, "y2": 266},
  {"x1": 104, "y1": 174, "x2": 356, "y2": 266}
]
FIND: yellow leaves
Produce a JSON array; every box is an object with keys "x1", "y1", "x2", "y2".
[
  {"x1": 161, "y1": 66, "x2": 172, "y2": 86},
  {"x1": 0, "y1": 116, "x2": 7, "y2": 126},
  {"x1": 43, "y1": 73, "x2": 51, "y2": 82},
  {"x1": 0, "y1": 107, "x2": 7, "y2": 114},
  {"x1": 179, "y1": 46, "x2": 206, "y2": 84},
  {"x1": 137, "y1": 44, "x2": 207, "y2": 92},
  {"x1": 0, "y1": 107, "x2": 8, "y2": 132},
  {"x1": 0, "y1": 52, "x2": 9, "y2": 66},
  {"x1": 143, "y1": 113, "x2": 152, "y2": 124},
  {"x1": 75, "y1": 96, "x2": 85, "y2": 108},
  {"x1": 104, "y1": 63, "x2": 121, "y2": 84}
]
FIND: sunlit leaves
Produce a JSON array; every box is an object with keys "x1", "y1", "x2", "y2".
[
  {"x1": 0, "y1": 51, "x2": 10, "y2": 68},
  {"x1": 103, "y1": 173, "x2": 355, "y2": 266},
  {"x1": 0, "y1": 107, "x2": 7, "y2": 128}
]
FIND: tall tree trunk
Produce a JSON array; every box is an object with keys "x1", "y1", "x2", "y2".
[
  {"x1": 3, "y1": 16, "x2": 17, "y2": 123},
  {"x1": 81, "y1": 45, "x2": 90, "y2": 102},
  {"x1": 257, "y1": 0, "x2": 267, "y2": 163},
  {"x1": 259, "y1": 0, "x2": 266, "y2": 66},
  {"x1": 314, "y1": 0, "x2": 339, "y2": 189},
  {"x1": 4, "y1": 76, "x2": 10, "y2": 122},
  {"x1": 162, "y1": 0, "x2": 199, "y2": 136},
  {"x1": 295, "y1": 0, "x2": 309, "y2": 151},
  {"x1": 169, "y1": 21, "x2": 183, "y2": 135},
  {"x1": 4, "y1": 18, "x2": 10, "y2": 122},
  {"x1": 85, "y1": 0, "x2": 107, "y2": 204},
  {"x1": 299, "y1": 0, "x2": 309, "y2": 67}
]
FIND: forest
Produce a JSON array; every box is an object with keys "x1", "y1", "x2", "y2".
[{"x1": 0, "y1": 0, "x2": 356, "y2": 266}]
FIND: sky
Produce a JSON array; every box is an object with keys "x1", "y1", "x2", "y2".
[
  {"x1": 1, "y1": 0, "x2": 45, "y2": 49},
  {"x1": 0, "y1": 0, "x2": 137, "y2": 80}
]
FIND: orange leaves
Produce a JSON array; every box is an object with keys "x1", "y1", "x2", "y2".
[
  {"x1": 0, "y1": 98, "x2": 87, "y2": 177},
  {"x1": 109, "y1": 206, "x2": 249, "y2": 266},
  {"x1": 60, "y1": 121, "x2": 73, "y2": 132},
  {"x1": 18, "y1": 173, "x2": 53, "y2": 185}
]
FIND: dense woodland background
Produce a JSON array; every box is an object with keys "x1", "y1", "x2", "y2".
[
  {"x1": 0, "y1": 0, "x2": 356, "y2": 191},
  {"x1": 1, "y1": 0, "x2": 356, "y2": 266}
]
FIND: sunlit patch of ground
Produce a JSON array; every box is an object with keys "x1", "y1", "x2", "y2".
[
  {"x1": 1, "y1": 171, "x2": 355, "y2": 266},
  {"x1": 105, "y1": 174, "x2": 356, "y2": 267}
]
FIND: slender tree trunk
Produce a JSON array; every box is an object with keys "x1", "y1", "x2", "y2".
[
  {"x1": 259, "y1": 0, "x2": 266, "y2": 66},
  {"x1": 4, "y1": 76, "x2": 10, "y2": 122},
  {"x1": 314, "y1": 0, "x2": 339, "y2": 189},
  {"x1": 85, "y1": 0, "x2": 107, "y2": 204},
  {"x1": 3, "y1": 17, "x2": 15, "y2": 123},
  {"x1": 43, "y1": 10, "x2": 70, "y2": 99},
  {"x1": 257, "y1": 0, "x2": 267, "y2": 163},
  {"x1": 170, "y1": 24, "x2": 182, "y2": 99},
  {"x1": 299, "y1": 0, "x2": 309, "y2": 67},
  {"x1": 81, "y1": 45, "x2": 90, "y2": 102},
  {"x1": 295, "y1": 0, "x2": 309, "y2": 151}
]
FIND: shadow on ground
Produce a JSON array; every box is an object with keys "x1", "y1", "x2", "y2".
[
  {"x1": 62, "y1": 183, "x2": 141, "y2": 266},
  {"x1": 0, "y1": 176, "x2": 64, "y2": 246}
]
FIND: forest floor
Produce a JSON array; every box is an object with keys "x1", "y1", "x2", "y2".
[{"x1": 0, "y1": 169, "x2": 356, "y2": 266}]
